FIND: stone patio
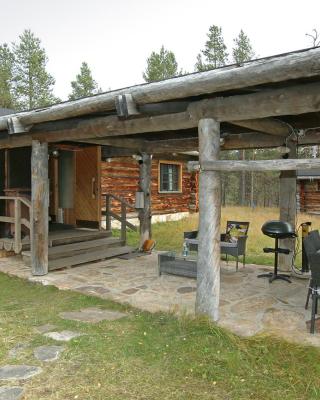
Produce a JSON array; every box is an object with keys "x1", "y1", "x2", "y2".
[{"x1": 0, "y1": 252, "x2": 319, "y2": 347}]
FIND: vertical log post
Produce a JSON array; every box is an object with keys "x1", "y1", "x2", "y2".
[
  {"x1": 138, "y1": 153, "x2": 152, "y2": 248},
  {"x1": 120, "y1": 202, "x2": 126, "y2": 243},
  {"x1": 279, "y1": 141, "x2": 297, "y2": 272},
  {"x1": 105, "y1": 194, "x2": 111, "y2": 231},
  {"x1": 31, "y1": 140, "x2": 49, "y2": 276},
  {"x1": 196, "y1": 118, "x2": 221, "y2": 321},
  {"x1": 14, "y1": 198, "x2": 21, "y2": 254}
]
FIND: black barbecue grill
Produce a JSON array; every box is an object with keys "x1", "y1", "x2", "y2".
[{"x1": 258, "y1": 220, "x2": 297, "y2": 283}]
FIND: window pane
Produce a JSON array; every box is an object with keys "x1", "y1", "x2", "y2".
[{"x1": 160, "y1": 163, "x2": 180, "y2": 192}]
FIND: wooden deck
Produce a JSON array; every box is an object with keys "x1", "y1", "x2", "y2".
[{"x1": 1, "y1": 227, "x2": 132, "y2": 271}]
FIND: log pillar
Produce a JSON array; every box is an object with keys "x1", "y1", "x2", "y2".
[
  {"x1": 31, "y1": 140, "x2": 49, "y2": 276},
  {"x1": 196, "y1": 118, "x2": 221, "y2": 321},
  {"x1": 138, "y1": 153, "x2": 152, "y2": 247},
  {"x1": 279, "y1": 141, "x2": 297, "y2": 272}
]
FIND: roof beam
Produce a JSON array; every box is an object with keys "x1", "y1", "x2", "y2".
[
  {"x1": 188, "y1": 81, "x2": 320, "y2": 122},
  {"x1": 1, "y1": 81, "x2": 320, "y2": 149},
  {"x1": 0, "y1": 47, "x2": 320, "y2": 130},
  {"x1": 229, "y1": 118, "x2": 291, "y2": 136}
]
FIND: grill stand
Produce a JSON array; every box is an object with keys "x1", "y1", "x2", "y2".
[{"x1": 258, "y1": 238, "x2": 292, "y2": 283}]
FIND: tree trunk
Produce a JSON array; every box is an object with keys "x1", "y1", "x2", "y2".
[{"x1": 31, "y1": 140, "x2": 49, "y2": 276}]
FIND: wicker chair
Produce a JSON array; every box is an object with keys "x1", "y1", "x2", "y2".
[
  {"x1": 183, "y1": 220, "x2": 249, "y2": 271},
  {"x1": 303, "y1": 230, "x2": 320, "y2": 334}
]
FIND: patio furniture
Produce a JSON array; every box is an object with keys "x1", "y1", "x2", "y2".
[
  {"x1": 158, "y1": 252, "x2": 197, "y2": 278},
  {"x1": 257, "y1": 220, "x2": 296, "y2": 283},
  {"x1": 183, "y1": 220, "x2": 250, "y2": 271},
  {"x1": 303, "y1": 230, "x2": 320, "y2": 333}
]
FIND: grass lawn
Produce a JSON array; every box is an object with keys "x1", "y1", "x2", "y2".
[
  {"x1": 126, "y1": 206, "x2": 320, "y2": 266},
  {"x1": 1, "y1": 273, "x2": 320, "y2": 399}
]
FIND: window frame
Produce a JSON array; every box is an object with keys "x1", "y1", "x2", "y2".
[{"x1": 158, "y1": 160, "x2": 183, "y2": 194}]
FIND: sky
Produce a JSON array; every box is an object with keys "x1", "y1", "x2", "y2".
[{"x1": 1, "y1": 0, "x2": 319, "y2": 100}]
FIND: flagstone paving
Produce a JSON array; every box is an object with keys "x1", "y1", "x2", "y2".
[
  {"x1": 8, "y1": 343, "x2": 29, "y2": 359},
  {"x1": 0, "y1": 365, "x2": 42, "y2": 381},
  {"x1": 59, "y1": 307, "x2": 127, "y2": 323},
  {"x1": 44, "y1": 330, "x2": 83, "y2": 342},
  {"x1": 0, "y1": 386, "x2": 24, "y2": 400},
  {"x1": 0, "y1": 252, "x2": 319, "y2": 347},
  {"x1": 34, "y1": 345, "x2": 65, "y2": 362},
  {"x1": 34, "y1": 323, "x2": 57, "y2": 334}
]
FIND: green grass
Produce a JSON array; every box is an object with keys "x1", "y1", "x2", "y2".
[
  {"x1": 124, "y1": 206, "x2": 320, "y2": 266},
  {"x1": 1, "y1": 272, "x2": 320, "y2": 399}
]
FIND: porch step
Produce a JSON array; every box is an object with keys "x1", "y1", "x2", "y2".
[
  {"x1": 48, "y1": 229, "x2": 112, "y2": 247},
  {"x1": 47, "y1": 245, "x2": 132, "y2": 271},
  {"x1": 22, "y1": 237, "x2": 124, "y2": 261}
]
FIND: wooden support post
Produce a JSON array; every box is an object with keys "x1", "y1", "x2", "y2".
[
  {"x1": 105, "y1": 194, "x2": 111, "y2": 231},
  {"x1": 196, "y1": 118, "x2": 221, "y2": 321},
  {"x1": 279, "y1": 141, "x2": 297, "y2": 272},
  {"x1": 138, "y1": 153, "x2": 152, "y2": 247},
  {"x1": 120, "y1": 202, "x2": 126, "y2": 243},
  {"x1": 14, "y1": 198, "x2": 21, "y2": 254},
  {"x1": 31, "y1": 140, "x2": 49, "y2": 276}
]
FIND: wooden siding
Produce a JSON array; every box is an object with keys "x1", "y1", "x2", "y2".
[
  {"x1": 101, "y1": 157, "x2": 198, "y2": 214},
  {"x1": 298, "y1": 180, "x2": 320, "y2": 213}
]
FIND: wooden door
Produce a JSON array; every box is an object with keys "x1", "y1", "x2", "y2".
[{"x1": 75, "y1": 146, "x2": 101, "y2": 228}]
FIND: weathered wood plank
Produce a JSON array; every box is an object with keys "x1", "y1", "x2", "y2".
[
  {"x1": 31, "y1": 140, "x2": 49, "y2": 276},
  {"x1": 1, "y1": 47, "x2": 319, "y2": 129},
  {"x1": 196, "y1": 118, "x2": 220, "y2": 321},
  {"x1": 188, "y1": 158, "x2": 320, "y2": 172}
]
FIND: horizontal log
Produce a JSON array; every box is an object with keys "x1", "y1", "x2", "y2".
[
  {"x1": 0, "y1": 216, "x2": 14, "y2": 223},
  {"x1": 188, "y1": 81, "x2": 320, "y2": 121},
  {"x1": 0, "y1": 112, "x2": 197, "y2": 149},
  {"x1": 230, "y1": 118, "x2": 290, "y2": 136},
  {"x1": 1, "y1": 47, "x2": 319, "y2": 130},
  {"x1": 188, "y1": 158, "x2": 320, "y2": 172}
]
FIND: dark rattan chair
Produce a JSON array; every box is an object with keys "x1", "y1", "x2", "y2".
[
  {"x1": 303, "y1": 230, "x2": 320, "y2": 334},
  {"x1": 183, "y1": 220, "x2": 249, "y2": 271}
]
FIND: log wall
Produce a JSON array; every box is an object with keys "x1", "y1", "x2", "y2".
[
  {"x1": 298, "y1": 179, "x2": 320, "y2": 213},
  {"x1": 101, "y1": 157, "x2": 198, "y2": 214}
]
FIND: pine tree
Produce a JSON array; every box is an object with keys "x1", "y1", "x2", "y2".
[
  {"x1": 0, "y1": 44, "x2": 15, "y2": 109},
  {"x1": 232, "y1": 30, "x2": 255, "y2": 64},
  {"x1": 69, "y1": 62, "x2": 100, "y2": 100},
  {"x1": 194, "y1": 54, "x2": 207, "y2": 72},
  {"x1": 13, "y1": 30, "x2": 58, "y2": 110},
  {"x1": 143, "y1": 46, "x2": 182, "y2": 82},
  {"x1": 196, "y1": 25, "x2": 228, "y2": 71}
]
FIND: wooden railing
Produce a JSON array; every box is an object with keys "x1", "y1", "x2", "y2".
[
  {"x1": 0, "y1": 196, "x2": 31, "y2": 254},
  {"x1": 102, "y1": 193, "x2": 137, "y2": 243}
]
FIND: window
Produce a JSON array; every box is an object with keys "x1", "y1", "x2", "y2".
[{"x1": 159, "y1": 162, "x2": 182, "y2": 193}]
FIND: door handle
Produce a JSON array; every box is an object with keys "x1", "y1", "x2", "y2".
[{"x1": 92, "y1": 177, "x2": 96, "y2": 199}]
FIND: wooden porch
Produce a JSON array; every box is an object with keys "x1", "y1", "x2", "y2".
[{"x1": 0, "y1": 193, "x2": 135, "y2": 272}]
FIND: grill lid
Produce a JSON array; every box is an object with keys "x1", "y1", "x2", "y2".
[{"x1": 261, "y1": 220, "x2": 296, "y2": 239}]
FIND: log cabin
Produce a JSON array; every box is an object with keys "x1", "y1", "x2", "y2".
[
  {"x1": 297, "y1": 169, "x2": 320, "y2": 213},
  {"x1": 1, "y1": 47, "x2": 320, "y2": 320},
  {"x1": 101, "y1": 155, "x2": 198, "y2": 225}
]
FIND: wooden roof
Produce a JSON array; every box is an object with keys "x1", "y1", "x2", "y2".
[{"x1": 1, "y1": 47, "x2": 320, "y2": 156}]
